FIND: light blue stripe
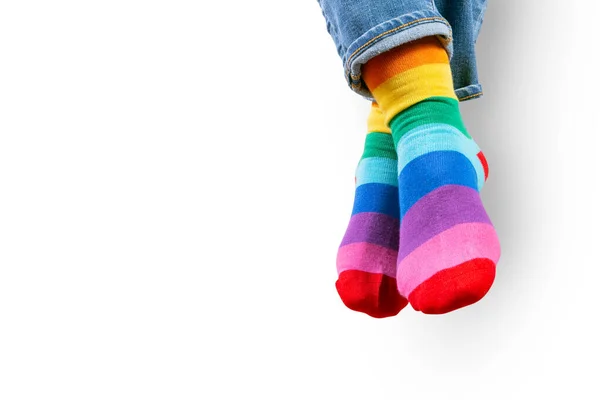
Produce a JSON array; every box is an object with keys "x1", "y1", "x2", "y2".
[
  {"x1": 396, "y1": 123, "x2": 484, "y2": 191},
  {"x1": 356, "y1": 157, "x2": 398, "y2": 187}
]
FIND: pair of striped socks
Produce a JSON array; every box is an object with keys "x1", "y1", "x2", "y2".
[{"x1": 336, "y1": 37, "x2": 500, "y2": 317}]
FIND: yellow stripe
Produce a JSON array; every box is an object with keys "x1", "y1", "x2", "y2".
[
  {"x1": 366, "y1": 103, "x2": 391, "y2": 134},
  {"x1": 371, "y1": 63, "x2": 457, "y2": 124}
]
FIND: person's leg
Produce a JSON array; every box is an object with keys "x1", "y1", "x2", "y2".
[
  {"x1": 318, "y1": 0, "x2": 452, "y2": 317},
  {"x1": 336, "y1": 103, "x2": 407, "y2": 318},
  {"x1": 363, "y1": 37, "x2": 500, "y2": 314},
  {"x1": 317, "y1": 0, "x2": 494, "y2": 315}
]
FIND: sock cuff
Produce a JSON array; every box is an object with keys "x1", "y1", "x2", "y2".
[
  {"x1": 362, "y1": 37, "x2": 457, "y2": 125},
  {"x1": 363, "y1": 37, "x2": 448, "y2": 89}
]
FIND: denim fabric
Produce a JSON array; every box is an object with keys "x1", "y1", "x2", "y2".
[{"x1": 317, "y1": 0, "x2": 488, "y2": 101}]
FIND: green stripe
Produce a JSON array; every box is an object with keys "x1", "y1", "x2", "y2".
[
  {"x1": 389, "y1": 96, "x2": 470, "y2": 145},
  {"x1": 360, "y1": 132, "x2": 397, "y2": 161}
]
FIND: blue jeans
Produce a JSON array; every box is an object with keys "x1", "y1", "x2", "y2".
[{"x1": 317, "y1": 0, "x2": 488, "y2": 101}]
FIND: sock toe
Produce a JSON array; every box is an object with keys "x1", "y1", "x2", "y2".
[
  {"x1": 336, "y1": 270, "x2": 408, "y2": 318},
  {"x1": 408, "y1": 258, "x2": 495, "y2": 314}
]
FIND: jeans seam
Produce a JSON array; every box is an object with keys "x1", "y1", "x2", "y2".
[
  {"x1": 346, "y1": 16, "x2": 451, "y2": 79},
  {"x1": 458, "y1": 91, "x2": 482, "y2": 101}
]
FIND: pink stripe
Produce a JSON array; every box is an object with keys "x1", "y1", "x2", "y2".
[
  {"x1": 337, "y1": 242, "x2": 398, "y2": 278},
  {"x1": 396, "y1": 223, "x2": 500, "y2": 296}
]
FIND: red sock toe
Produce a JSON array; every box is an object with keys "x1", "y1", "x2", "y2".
[
  {"x1": 336, "y1": 270, "x2": 408, "y2": 318},
  {"x1": 408, "y1": 258, "x2": 496, "y2": 315}
]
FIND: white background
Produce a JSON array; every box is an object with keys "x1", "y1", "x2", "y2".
[{"x1": 0, "y1": 1, "x2": 598, "y2": 399}]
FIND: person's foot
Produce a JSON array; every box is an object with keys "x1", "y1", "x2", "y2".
[
  {"x1": 336, "y1": 103, "x2": 408, "y2": 318},
  {"x1": 363, "y1": 37, "x2": 500, "y2": 314}
]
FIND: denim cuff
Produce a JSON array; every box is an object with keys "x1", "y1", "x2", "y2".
[
  {"x1": 455, "y1": 84, "x2": 483, "y2": 102},
  {"x1": 343, "y1": 9, "x2": 453, "y2": 100}
]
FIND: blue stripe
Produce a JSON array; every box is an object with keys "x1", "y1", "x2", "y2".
[
  {"x1": 399, "y1": 151, "x2": 478, "y2": 219},
  {"x1": 356, "y1": 157, "x2": 398, "y2": 187},
  {"x1": 396, "y1": 123, "x2": 484, "y2": 191},
  {"x1": 352, "y1": 183, "x2": 399, "y2": 219}
]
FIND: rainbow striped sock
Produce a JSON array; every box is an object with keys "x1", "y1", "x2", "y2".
[
  {"x1": 336, "y1": 103, "x2": 408, "y2": 318},
  {"x1": 363, "y1": 37, "x2": 501, "y2": 314}
]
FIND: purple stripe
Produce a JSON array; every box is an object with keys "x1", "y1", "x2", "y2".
[
  {"x1": 340, "y1": 212, "x2": 399, "y2": 250},
  {"x1": 398, "y1": 185, "x2": 492, "y2": 262}
]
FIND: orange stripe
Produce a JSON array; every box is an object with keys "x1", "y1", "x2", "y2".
[{"x1": 363, "y1": 37, "x2": 449, "y2": 90}]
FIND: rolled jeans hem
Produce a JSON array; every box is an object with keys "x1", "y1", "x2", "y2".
[{"x1": 456, "y1": 84, "x2": 483, "y2": 101}]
